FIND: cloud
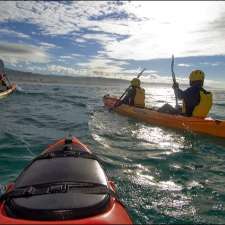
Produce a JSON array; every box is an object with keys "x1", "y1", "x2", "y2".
[
  {"x1": 0, "y1": 1, "x2": 126, "y2": 35},
  {"x1": 47, "y1": 65, "x2": 78, "y2": 76},
  {"x1": 39, "y1": 42, "x2": 57, "y2": 49},
  {"x1": 25, "y1": 65, "x2": 46, "y2": 73},
  {"x1": 75, "y1": 38, "x2": 87, "y2": 43},
  {"x1": 0, "y1": 28, "x2": 30, "y2": 39},
  {"x1": 60, "y1": 56, "x2": 72, "y2": 59},
  {"x1": 81, "y1": 33, "x2": 118, "y2": 44},
  {"x1": 124, "y1": 69, "x2": 157, "y2": 74},
  {"x1": 200, "y1": 62, "x2": 223, "y2": 67},
  {"x1": 77, "y1": 56, "x2": 129, "y2": 74},
  {"x1": 0, "y1": 41, "x2": 50, "y2": 64},
  {"x1": 177, "y1": 63, "x2": 192, "y2": 67},
  {"x1": 97, "y1": 2, "x2": 225, "y2": 60},
  {"x1": 46, "y1": 64, "x2": 94, "y2": 77},
  {"x1": 72, "y1": 53, "x2": 83, "y2": 57},
  {"x1": 0, "y1": 1, "x2": 225, "y2": 64}
]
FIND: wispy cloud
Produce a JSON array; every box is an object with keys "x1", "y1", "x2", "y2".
[
  {"x1": 81, "y1": 33, "x2": 118, "y2": 44},
  {"x1": 200, "y1": 62, "x2": 223, "y2": 66},
  {"x1": 0, "y1": 41, "x2": 50, "y2": 64},
  {"x1": 46, "y1": 64, "x2": 93, "y2": 77},
  {"x1": 72, "y1": 53, "x2": 83, "y2": 57},
  {"x1": 39, "y1": 42, "x2": 58, "y2": 49},
  {"x1": 47, "y1": 65, "x2": 78, "y2": 76},
  {"x1": 0, "y1": 28, "x2": 30, "y2": 39},
  {"x1": 77, "y1": 56, "x2": 129, "y2": 74},
  {"x1": 60, "y1": 56, "x2": 72, "y2": 59},
  {"x1": 75, "y1": 38, "x2": 87, "y2": 43},
  {"x1": 177, "y1": 63, "x2": 192, "y2": 67}
]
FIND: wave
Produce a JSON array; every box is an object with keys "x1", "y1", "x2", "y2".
[
  {"x1": 60, "y1": 122, "x2": 89, "y2": 132},
  {"x1": 20, "y1": 116, "x2": 46, "y2": 128},
  {"x1": 214, "y1": 102, "x2": 225, "y2": 107},
  {"x1": 63, "y1": 100, "x2": 86, "y2": 107},
  {"x1": 63, "y1": 94, "x2": 88, "y2": 100},
  {"x1": 14, "y1": 88, "x2": 50, "y2": 98}
]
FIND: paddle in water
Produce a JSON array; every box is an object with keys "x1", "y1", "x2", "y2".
[{"x1": 112, "y1": 68, "x2": 146, "y2": 109}]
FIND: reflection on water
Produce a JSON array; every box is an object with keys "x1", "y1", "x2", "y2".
[
  {"x1": 152, "y1": 193, "x2": 196, "y2": 218},
  {"x1": 135, "y1": 126, "x2": 184, "y2": 153},
  {"x1": 89, "y1": 84, "x2": 225, "y2": 223},
  {"x1": 145, "y1": 86, "x2": 177, "y2": 108}
]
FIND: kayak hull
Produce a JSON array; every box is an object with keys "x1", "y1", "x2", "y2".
[
  {"x1": 0, "y1": 137, "x2": 132, "y2": 224},
  {"x1": 0, "y1": 84, "x2": 16, "y2": 99},
  {"x1": 103, "y1": 95, "x2": 225, "y2": 139}
]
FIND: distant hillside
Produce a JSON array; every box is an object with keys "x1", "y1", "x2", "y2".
[
  {"x1": 4, "y1": 68, "x2": 181, "y2": 88},
  {"x1": 4, "y1": 68, "x2": 130, "y2": 86}
]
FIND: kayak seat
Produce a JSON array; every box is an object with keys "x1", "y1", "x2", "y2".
[{"x1": 5, "y1": 148, "x2": 110, "y2": 220}]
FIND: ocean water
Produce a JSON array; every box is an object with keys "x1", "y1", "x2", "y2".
[{"x1": 0, "y1": 79, "x2": 225, "y2": 224}]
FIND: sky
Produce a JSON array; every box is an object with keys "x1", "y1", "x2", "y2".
[{"x1": 0, "y1": 1, "x2": 225, "y2": 86}]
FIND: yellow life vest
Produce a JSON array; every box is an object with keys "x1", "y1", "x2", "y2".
[
  {"x1": 192, "y1": 89, "x2": 212, "y2": 117},
  {"x1": 134, "y1": 87, "x2": 145, "y2": 108}
]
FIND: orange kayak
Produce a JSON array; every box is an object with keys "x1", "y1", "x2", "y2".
[
  {"x1": 0, "y1": 136, "x2": 132, "y2": 224},
  {"x1": 103, "y1": 95, "x2": 225, "y2": 139},
  {"x1": 0, "y1": 84, "x2": 16, "y2": 99}
]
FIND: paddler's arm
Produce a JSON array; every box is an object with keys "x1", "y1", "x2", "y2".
[
  {"x1": 122, "y1": 87, "x2": 136, "y2": 105},
  {"x1": 172, "y1": 82, "x2": 186, "y2": 100}
]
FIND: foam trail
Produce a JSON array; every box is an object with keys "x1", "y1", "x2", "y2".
[{"x1": 15, "y1": 84, "x2": 24, "y2": 92}]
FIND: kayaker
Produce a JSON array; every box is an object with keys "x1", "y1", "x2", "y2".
[
  {"x1": 0, "y1": 73, "x2": 8, "y2": 91},
  {"x1": 0, "y1": 59, "x2": 9, "y2": 91},
  {"x1": 121, "y1": 78, "x2": 145, "y2": 108},
  {"x1": 158, "y1": 70, "x2": 212, "y2": 117}
]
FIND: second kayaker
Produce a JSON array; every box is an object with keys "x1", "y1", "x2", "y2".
[
  {"x1": 158, "y1": 70, "x2": 213, "y2": 117},
  {"x1": 121, "y1": 78, "x2": 145, "y2": 108}
]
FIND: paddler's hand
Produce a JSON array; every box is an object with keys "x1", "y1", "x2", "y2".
[
  {"x1": 172, "y1": 82, "x2": 179, "y2": 89},
  {"x1": 115, "y1": 100, "x2": 122, "y2": 107}
]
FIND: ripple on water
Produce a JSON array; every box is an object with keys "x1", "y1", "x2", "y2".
[{"x1": 1, "y1": 83, "x2": 225, "y2": 224}]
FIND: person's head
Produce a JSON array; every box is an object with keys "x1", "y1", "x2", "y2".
[
  {"x1": 130, "y1": 78, "x2": 141, "y2": 87},
  {"x1": 189, "y1": 70, "x2": 205, "y2": 87}
]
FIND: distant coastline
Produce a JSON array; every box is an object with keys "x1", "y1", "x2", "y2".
[
  {"x1": 5, "y1": 68, "x2": 131, "y2": 86},
  {"x1": 5, "y1": 68, "x2": 171, "y2": 87},
  {"x1": 6, "y1": 68, "x2": 222, "y2": 90}
]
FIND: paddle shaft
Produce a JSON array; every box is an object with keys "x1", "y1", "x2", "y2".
[{"x1": 171, "y1": 55, "x2": 178, "y2": 109}]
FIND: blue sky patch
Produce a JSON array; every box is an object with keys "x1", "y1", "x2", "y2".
[{"x1": 0, "y1": 1, "x2": 224, "y2": 85}]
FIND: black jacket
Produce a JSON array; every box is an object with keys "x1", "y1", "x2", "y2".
[
  {"x1": 122, "y1": 86, "x2": 136, "y2": 105},
  {"x1": 175, "y1": 83, "x2": 202, "y2": 116}
]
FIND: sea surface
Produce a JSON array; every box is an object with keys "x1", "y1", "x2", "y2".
[{"x1": 0, "y1": 78, "x2": 225, "y2": 224}]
